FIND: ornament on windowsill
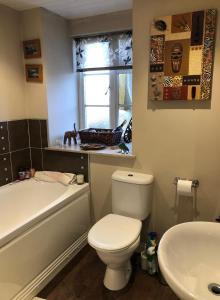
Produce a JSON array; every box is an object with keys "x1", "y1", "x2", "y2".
[
  {"x1": 118, "y1": 143, "x2": 129, "y2": 154},
  {"x1": 123, "y1": 118, "x2": 132, "y2": 143},
  {"x1": 64, "y1": 123, "x2": 78, "y2": 146}
]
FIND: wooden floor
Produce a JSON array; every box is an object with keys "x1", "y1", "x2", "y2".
[{"x1": 38, "y1": 246, "x2": 179, "y2": 300}]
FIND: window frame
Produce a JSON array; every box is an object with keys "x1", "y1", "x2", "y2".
[
  {"x1": 117, "y1": 69, "x2": 132, "y2": 127},
  {"x1": 78, "y1": 68, "x2": 132, "y2": 130}
]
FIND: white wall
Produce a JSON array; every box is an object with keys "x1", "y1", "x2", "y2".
[
  {"x1": 69, "y1": 10, "x2": 132, "y2": 37},
  {"x1": 21, "y1": 8, "x2": 78, "y2": 143},
  {"x1": 89, "y1": 156, "x2": 135, "y2": 221},
  {"x1": 21, "y1": 8, "x2": 48, "y2": 120},
  {"x1": 88, "y1": 1, "x2": 220, "y2": 238},
  {"x1": 0, "y1": 4, "x2": 25, "y2": 121},
  {"x1": 132, "y1": 0, "x2": 220, "y2": 235},
  {"x1": 42, "y1": 9, "x2": 78, "y2": 145}
]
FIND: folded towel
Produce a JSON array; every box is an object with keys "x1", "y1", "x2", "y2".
[
  {"x1": 57, "y1": 173, "x2": 75, "y2": 185},
  {"x1": 34, "y1": 171, "x2": 57, "y2": 183},
  {"x1": 34, "y1": 171, "x2": 76, "y2": 186}
]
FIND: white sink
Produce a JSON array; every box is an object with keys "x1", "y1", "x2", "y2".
[{"x1": 158, "y1": 222, "x2": 220, "y2": 300}]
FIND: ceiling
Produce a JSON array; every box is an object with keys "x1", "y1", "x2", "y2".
[{"x1": 0, "y1": 0, "x2": 132, "y2": 19}]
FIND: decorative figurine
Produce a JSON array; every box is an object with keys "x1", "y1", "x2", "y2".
[
  {"x1": 64, "y1": 123, "x2": 78, "y2": 146},
  {"x1": 118, "y1": 143, "x2": 129, "y2": 154}
]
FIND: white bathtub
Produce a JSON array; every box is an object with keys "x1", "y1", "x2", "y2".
[{"x1": 0, "y1": 179, "x2": 90, "y2": 300}]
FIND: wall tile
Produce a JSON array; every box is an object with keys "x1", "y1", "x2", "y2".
[
  {"x1": 31, "y1": 148, "x2": 43, "y2": 171},
  {"x1": 0, "y1": 118, "x2": 89, "y2": 186},
  {"x1": 40, "y1": 120, "x2": 48, "y2": 148},
  {"x1": 11, "y1": 149, "x2": 31, "y2": 180},
  {"x1": 43, "y1": 150, "x2": 88, "y2": 182},
  {"x1": 8, "y1": 120, "x2": 29, "y2": 151},
  {"x1": 0, "y1": 122, "x2": 9, "y2": 154},
  {"x1": 0, "y1": 154, "x2": 12, "y2": 186},
  {"x1": 28, "y1": 120, "x2": 41, "y2": 148}
]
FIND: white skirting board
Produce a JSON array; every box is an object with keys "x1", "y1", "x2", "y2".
[{"x1": 13, "y1": 231, "x2": 88, "y2": 300}]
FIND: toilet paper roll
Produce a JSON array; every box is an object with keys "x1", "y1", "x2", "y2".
[{"x1": 177, "y1": 179, "x2": 193, "y2": 197}]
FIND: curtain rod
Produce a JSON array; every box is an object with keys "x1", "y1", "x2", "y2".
[{"x1": 73, "y1": 30, "x2": 132, "y2": 40}]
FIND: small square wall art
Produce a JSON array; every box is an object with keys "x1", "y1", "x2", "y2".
[
  {"x1": 25, "y1": 64, "x2": 43, "y2": 83},
  {"x1": 148, "y1": 9, "x2": 217, "y2": 101},
  {"x1": 23, "y1": 39, "x2": 41, "y2": 59}
]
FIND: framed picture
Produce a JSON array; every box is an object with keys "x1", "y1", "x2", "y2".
[
  {"x1": 148, "y1": 9, "x2": 217, "y2": 101},
  {"x1": 23, "y1": 39, "x2": 41, "y2": 59},
  {"x1": 25, "y1": 64, "x2": 43, "y2": 83}
]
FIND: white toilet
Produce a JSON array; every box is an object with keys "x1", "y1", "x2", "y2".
[{"x1": 88, "y1": 170, "x2": 153, "y2": 291}]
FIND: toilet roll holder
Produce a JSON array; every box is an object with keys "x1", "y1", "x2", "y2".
[
  {"x1": 173, "y1": 177, "x2": 199, "y2": 221},
  {"x1": 173, "y1": 177, "x2": 199, "y2": 188}
]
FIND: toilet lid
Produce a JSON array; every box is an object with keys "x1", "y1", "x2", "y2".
[{"x1": 88, "y1": 214, "x2": 142, "y2": 251}]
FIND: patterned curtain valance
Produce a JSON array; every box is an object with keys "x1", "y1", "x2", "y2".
[{"x1": 75, "y1": 31, "x2": 132, "y2": 72}]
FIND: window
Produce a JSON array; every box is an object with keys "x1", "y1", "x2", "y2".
[{"x1": 75, "y1": 32, "x2": 132, "y2": 129}]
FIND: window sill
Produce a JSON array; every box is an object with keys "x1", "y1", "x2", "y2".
[{"x1": 46, "y1": 143, "x2": 135, "y2": 159}]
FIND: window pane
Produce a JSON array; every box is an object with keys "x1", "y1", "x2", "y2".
[
  {"x1": 118, "y1": 106, "x2": 132, "y2": 129},
  {"x1": 84, "y1": 72, "x2": 110, "y2": 105},
  {"x1": 85, "y1": 107, "x2": 110, "y2": 128},
  {"x1": 119, "y1": 73, "x2": 132, "y2": 106}
]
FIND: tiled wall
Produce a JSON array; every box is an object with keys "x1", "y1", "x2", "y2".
[
  {"x1": 29, "y1": 119, "x2": 48, "y2": 171},
  {"x1": 0, "y1": 119, "x2": 88, "y2": 186},
  {"x1": 0, "y1": 120, "x2": 31, "y2": 186},
  {"x1": 28, "y1": 119, "x2": 88, "y2": 181},
  {"x1": 43, "y1": 150, "x2": 88, "y2": 182}
]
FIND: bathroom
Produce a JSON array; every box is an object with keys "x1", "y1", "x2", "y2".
[{"x1": 0, "y1": 0, "x2": 220, "y2": 299}]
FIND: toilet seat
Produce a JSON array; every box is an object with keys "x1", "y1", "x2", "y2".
[{"x1": 88, "y1": 214, "x2": 142, "y2": 252}]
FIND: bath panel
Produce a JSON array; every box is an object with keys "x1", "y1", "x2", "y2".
[{"x1": 0, "y1": 179, "x2": 90, "y2": 300}]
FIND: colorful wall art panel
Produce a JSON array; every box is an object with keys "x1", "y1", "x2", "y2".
[{"x1": 148, "y1": 9, "x2": 217, "y2": 101}]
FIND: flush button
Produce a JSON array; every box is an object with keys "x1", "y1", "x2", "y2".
[{"x1": 128, "y1": 173, "x2": 134, "y2": 177}]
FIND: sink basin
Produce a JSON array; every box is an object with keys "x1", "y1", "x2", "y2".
[{"x1": 158, "y1": 222, "x2": 220, "y2": 300}]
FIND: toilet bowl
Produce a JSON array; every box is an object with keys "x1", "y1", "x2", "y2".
[
  {"x1": 88, "y1": 214, "x2": 142, "y2": 290},
  {"x1": 96, "y1": 237, "x2": 140, "y2": 290},
  {"x1": 88, "y1": 170, "x2": 154, "y2": 291}
]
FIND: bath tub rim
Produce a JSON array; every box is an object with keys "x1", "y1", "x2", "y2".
[{"x1": 0, "y1": 179, "x2": 90, "y2": 249}]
